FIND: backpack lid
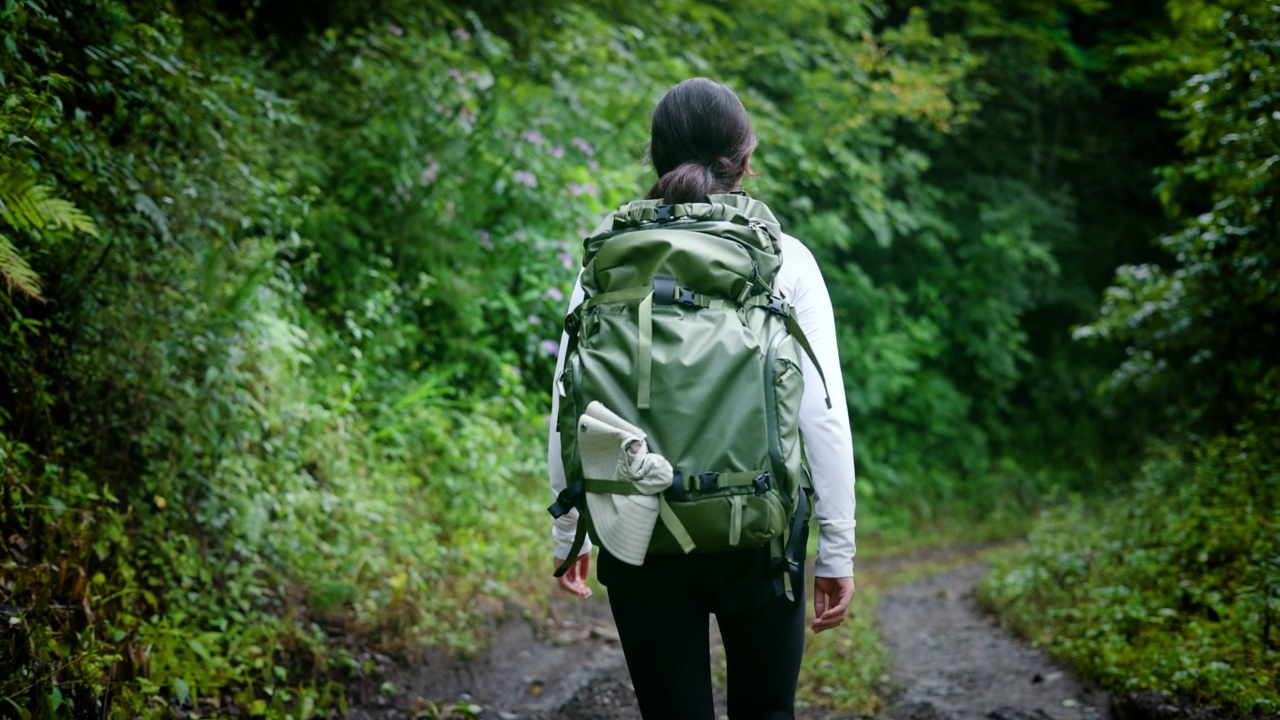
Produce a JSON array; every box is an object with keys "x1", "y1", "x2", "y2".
[
  {"x1": 583, "y1": 193, "x2": 785, "y2": 288},
  {"x1": 603, "y1": 193, "x2": 780, "y2": 232}
]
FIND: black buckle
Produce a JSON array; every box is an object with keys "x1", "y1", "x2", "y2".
[
  {"x1": 698, "y1": 471, "x2": 719, "y2": 493},
  {"x1": 675, "y1": 287, "x2": 696, "y2": 306},
  {"x1": 766, "y1": 295, "x2": 787, "y2": 315},
  {"x1": 564, "y1": 312, "x2": 581, "y2": 335},
  {"x1": 547, "y1": 487, "x2": 578, "y2": 518},
  {"x1": 752, "y1": 473, "x2": 771, "y2": 495},
  {"x1": 655, "y1": 204, "x2": 674, "y2": 222}
]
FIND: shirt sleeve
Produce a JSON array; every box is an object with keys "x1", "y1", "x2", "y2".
[
  {"x1": 547, "y1": 276, "x2": 592, "y2": 560},
  {"x1": 777, "y1": 234, "x2": 858, "y2": 578}
]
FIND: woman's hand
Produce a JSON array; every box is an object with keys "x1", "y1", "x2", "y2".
[
  {"x1": 812, "y1": 576, "x2": 854, "y2": 633},
  {"x1": 554, "y1": 553, "x2": 593, "y2": 598}
]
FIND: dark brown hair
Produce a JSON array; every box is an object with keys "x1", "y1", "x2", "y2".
[{"x1": 645, "y1": 78, "x2": 757, "y2": 204}]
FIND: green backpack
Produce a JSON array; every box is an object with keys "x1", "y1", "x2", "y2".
[{"x1": 548, "y1": 193, "x2": 829, "y2": 598}]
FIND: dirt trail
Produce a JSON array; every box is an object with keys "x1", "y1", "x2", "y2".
[
  {"x1": 879, "y1": 563, "x2": 1110, "y2": 720},
  {"x1": 351, "y1": 557, "x2": 1110, "y2": 720}
]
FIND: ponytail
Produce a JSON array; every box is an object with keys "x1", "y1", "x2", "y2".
[{"x1": 646, "y1": 162, "x2": 722, "y2": 204}]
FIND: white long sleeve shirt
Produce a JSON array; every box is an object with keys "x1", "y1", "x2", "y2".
[{"x1": 547, "y1": 232, "x2": 858, "y2": 578}]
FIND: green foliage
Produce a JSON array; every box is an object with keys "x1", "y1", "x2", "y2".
[
  {"x1": 1, "y1": 0, "x2": 1268, "y2": 715},
  {"x1": 0, "y1": 178, "x2": 99, "y2": 298},
  {"x1": 979, "y1": 4, "x2": 1280, "y2": 714},
  {"x1": 979, "y1": 411, "x2": 1280, "y2": 713},
  {"x1": 1077, "y1": 2, "x2": 1280, "y2": 432},
  {"x1": 0, "y1": 0, "x2": 552, "y2": 715},
  {"x1": 798, "y1": 586, "x2": 894, "y2": 714}
]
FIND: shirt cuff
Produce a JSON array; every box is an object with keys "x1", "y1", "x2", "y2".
[
  {"x1": 552, "y1": 509, "x2": 593, "y2": 560},
  {"x1": 814, "y1": 519, "x2": 856, "y2": 578}
]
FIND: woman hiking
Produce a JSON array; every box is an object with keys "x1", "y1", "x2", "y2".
[{"x1": 546, "y1": 76, "x2": 858, "y2": 720}]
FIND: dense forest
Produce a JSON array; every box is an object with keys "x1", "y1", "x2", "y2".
[{"x1": 1, "y1": 0, "x2": 1276, "y2": 717}]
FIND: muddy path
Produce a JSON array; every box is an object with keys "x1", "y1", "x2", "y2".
[
  {"x1": 349, "y1": 549, "x2": 1117, "y2": 720},
  {"x1": 879, "y1": 563, "x2": 1110, "y2": 720}
]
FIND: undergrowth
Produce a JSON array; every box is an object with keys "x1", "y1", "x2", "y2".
[
  {"x1": 979, "y1": 427, "x2": 1280, "y2": 716},
  {"x1": 798, "y1": 584, "x2": 893, "y2": 715}
]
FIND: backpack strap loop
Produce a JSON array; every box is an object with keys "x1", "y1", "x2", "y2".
[
  {"x1": 652, "y1": 275, "x2": 677, "y2": 306},
  {"x1": 550, "y1": 477, "x2": 589, "y2": 578}
]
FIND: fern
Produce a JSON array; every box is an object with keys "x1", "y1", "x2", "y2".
[
  {"x1": 0, "y1": 232, "x2": 42, "y2": 298},
  {"x1": 0, "y1": 178, "x2": 99, "y2": 300}
]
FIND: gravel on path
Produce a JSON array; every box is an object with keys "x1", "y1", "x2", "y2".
[{"x1": 878, "y1": 563, "x2": 1111, "y2": 720}]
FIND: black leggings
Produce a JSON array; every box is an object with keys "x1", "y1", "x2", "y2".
[{"x1": 599, "y1": 547, "x2": 806, "y2": 720}]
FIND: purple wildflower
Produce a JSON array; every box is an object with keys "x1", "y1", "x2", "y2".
[
  {"x1": 453, "y1": 28, "x2": 471, "y2": 41},
  {"x1": 548, "y1": 145, "x2": 564, "y2": 159},
  {"x1": 541, "y1": 339, "x2": 560, "y2": 357},
  {"x1": 546, "y1": 287, "x2": 565, "y2": 302},
  {"x1": 420, "y1": 155, "x2": 439, "y2": 186},
  {"x1": 572, "y1": 137, "x2": 595, "y2": 156},
  {"x1": 513, "y1": 170, "x2": 538, "y2": 188},
  {"x1": 557, "y1": 251, "x2": 574, "y2": 270},
  {"x1": 521, "y1": 130, "x2": 545, "y2": 146},
  {"x1": 388, "y1": 24, "x2": 404, "y2": 36},
  {"x1": 528, "y1": 314, "x2": 541, "y2": 325},
  {"x1": 477, "y1": 228, "x2": 493, "y2": 250}
]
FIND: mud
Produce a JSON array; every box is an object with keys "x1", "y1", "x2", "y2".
[
  {"x1": 349, "y1": 559, "x2": 1241, "y2": 720},
  {"x1": 878, "y1": 563, "x2": 1110, "y2": 720}
]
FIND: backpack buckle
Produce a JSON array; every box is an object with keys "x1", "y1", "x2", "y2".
[
  {"x1": 752, "y1": 473, "x2": 771, "y2": 495},
  {"x1": 654, "y1": 204, "x2": 674, "y2": 223},
  {"x1": 675, "y1": 287, "x2": 696, "y2": 306},
  {"x1": 766, "y1": 294, "x2": 788, "y2": 316},
  {"x1": 698, "y1": 471, "x2": 719, "y2": 493},
  {"x1": 547, "y1": 487, "x2": 578, "y2": 518}
]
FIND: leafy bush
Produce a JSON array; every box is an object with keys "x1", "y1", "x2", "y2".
[
  {"x1": 980, "y1": 415, "x2": 1280, "y2": 714},
  {"x1": 3, "y1": 0, "x2": 1248, "y2": 716}
]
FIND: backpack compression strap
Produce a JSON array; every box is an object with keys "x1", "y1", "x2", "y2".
[
  {"x1": 580, "y1": 286, "x2": 833, "y2": 411},
  {"x1": 748, "y1": 295, "x2": 833, "y2": 409},
  {"x1": 548, "y1": 477, "x2": 698, "y2": 578},
  {"x1": 583, "y1": 479, "x2": 696, "y2": 553}
]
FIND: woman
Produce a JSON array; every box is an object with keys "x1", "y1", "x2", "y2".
[{"x1": 547, "y1": 77, "x2": 857, "y2": 720}]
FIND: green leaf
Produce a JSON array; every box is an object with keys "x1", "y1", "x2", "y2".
[
  {"x1": 0, "y1": 232, "x2": 42, "y2": 299},
  {"x1": 186, "y1": 637, "x2": 211, "y2": 661}
]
